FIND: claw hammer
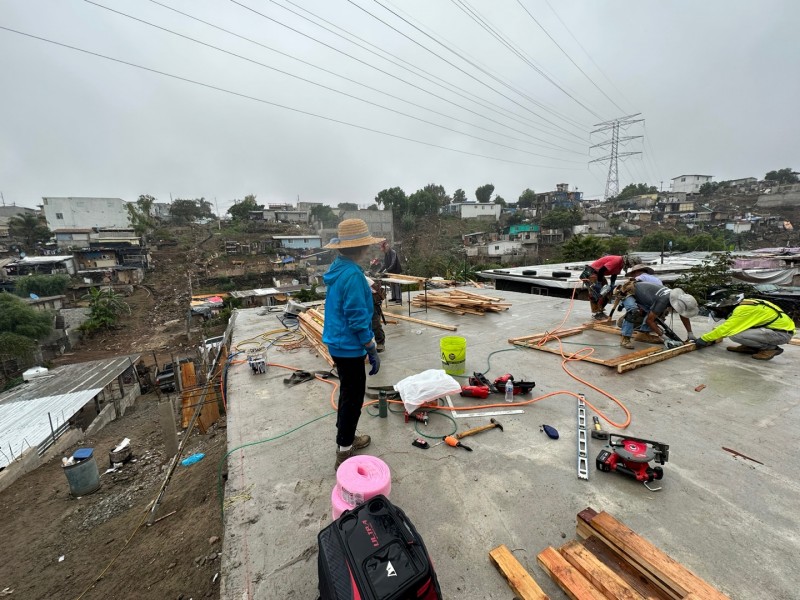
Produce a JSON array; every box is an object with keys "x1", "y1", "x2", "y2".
[{"x1": 455, "y1": 418, "x2": 504, "y2": 440}]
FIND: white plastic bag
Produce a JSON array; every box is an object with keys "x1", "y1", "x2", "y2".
[{"x1": 394, "y1": 369, "x2": 461, "y2": 414}]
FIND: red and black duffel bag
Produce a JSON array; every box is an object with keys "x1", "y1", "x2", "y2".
[{"x1": 318, "y1": 495, "x2": 442, "y2": 600}]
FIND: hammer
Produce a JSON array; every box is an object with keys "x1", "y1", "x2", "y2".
[
  {"x1": 591, "y1": 416, "x2": 610, "y2": 440},
  {"x1": 455, "y1": 418, "x2": 504, "y2": 440}
]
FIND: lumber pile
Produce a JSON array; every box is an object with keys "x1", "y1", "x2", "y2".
[
  {"x1": 410, "y1": 289, "x2": 511, "y2": 315},
  {"x1": 297, "y1": 308, "x2": 334, "y2": 366},
  {"x1": 536, "y1": 508, "x2": 730, "y2": 600}
]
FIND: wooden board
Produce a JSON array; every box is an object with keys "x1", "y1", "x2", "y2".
[
  {"x1": 488, "y1": 544, "x2": 549, "y2": 600},
  {"x1": 537, "y1": 546, "x2": 608, "y2": 600},
  {"x1": 559, "y1": 540, "x2": 646, "y2": 600},
  {"x1": 580, "y1": 536, "x2": 668, "y2": 600},
  {"x1": 578, "y1": 509, "x2": 731, "y2": 600},
  {"x1": 382, "y1": 311, "x2": 458, "y2": 331},
  {"x1": 180, "y1": 362, "x2": 197, "y2": 428}
]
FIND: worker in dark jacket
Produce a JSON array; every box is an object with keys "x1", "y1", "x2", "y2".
[
  {"x1": 322, "y1": 219, "x2": 385, "y2": 470},
  {"x1": 694, "y1": 292, "x2": 795, "y2": 360},
  {"x1": 379, "y1": 240, "x2": 402, "y2": 303},
  {"x1": 614, "y1": 281, "x2": 698, "y2": 349}
]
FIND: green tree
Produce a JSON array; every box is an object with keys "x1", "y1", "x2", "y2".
[
  {"x1": 0, "y1": 292, "x2": 53, "y2": 340},
  {"x1": 170, "y1": 198, "x2": 214, "y2": 223},
  {"x1": 452, "y1": 188, "x2": 467, "y2": 203},
  {"x1": 310, "y1": 204, "x2": 338, "y2": 227},
  {"x1": 374, "y1": 187, "x2": 408, "y2": 213},
  {"x1": 494, "y1": 196, "x2": 506, "y2": 206},
  {"x1": 560, "y1": 235, "x2": 607, "y2": 261},
  {"x1": 408, "y1": 189, "x2": 439, "y2": 216},
  {"x1": 613, "y1": 183, "x2": 657, "y2": 202},
  {"x1": 607, "y1": 216, "x2": 622, "y2": 231},
  {"x1": 15, "y1": 274, "x2": 70, "y2": 298},
  {"x1": 605, "y1": 235, "x2": 629, "y2": 255},
  {"x1": 8, "y1": 213, "x2": 51, "y2": 250},
  {"x1": 366, "y1": 204, "x2": 379, "y2": 211},
  {"x1": 80, "y1": 288, "x2": 130, "y2": 333},
  {"x1": 337, "y1": 202, "x2": 359, "y2": 212},
  {"x1": 422, "y1": 184, "x2": 450, "y2": 207},
  {"x1": 675, "y1": 252, "x2": 752, "y2": 301},
  {"x1": 227, "y1": 194, "x2": 263, "y2": 221},
  {"x1": 541, "y1": 207, "x2": 582, "y2": 229},
  {"x1": 699, "y1": 182, "x2": 720, "y2": 196},
  {"x1": 475, "y1": 183, "x2": 495, "y2": 203},
  {"x1": 126, "y1": 194, "x2": 157, "y2": 236},
  {"x1": 764, "y1": 168, "x2": 798, "y2": 184},
  {"x1": 517, "y1": 188, "x2": 536, "y2": 208}
]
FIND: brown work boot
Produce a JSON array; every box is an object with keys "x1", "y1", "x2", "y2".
[
  {"x1": 352, "y1": 434, "x2": 371, "y2": 450},
  {"x1": 726, "y1": 345, "x2": 758, "y2": 354},
  {"x1": 620, "y1": 336, "x2": 635, "y2": 349},
  {"x1": 376, "y1": 344, "x2": 385, "y2": 353},
  {"x1": 752, "y1": 347, "x2": 783, "y2": 361},
  {"x1": 335, "y1": 448, "x2": 353, "y2": 471}
]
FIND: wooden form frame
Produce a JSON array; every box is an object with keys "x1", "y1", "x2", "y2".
[{"x1": 508, "y1": 322, "x2": 695, "y2": 374}]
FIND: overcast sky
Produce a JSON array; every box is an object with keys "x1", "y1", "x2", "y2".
[{"x1": 2, "y1": 0, "x2": 798, "y2": 214}]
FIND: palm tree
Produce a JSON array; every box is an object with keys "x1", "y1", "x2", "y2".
[{"x1": 9, "y1": 213, "x2": 51, "y2": 250}]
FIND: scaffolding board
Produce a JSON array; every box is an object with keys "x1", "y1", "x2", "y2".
[{"x1": 508, "y1": 322, "x2": 695, "y2": 374}]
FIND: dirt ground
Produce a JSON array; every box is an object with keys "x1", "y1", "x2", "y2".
[{"x1": 0, "y1": 393, "x2": 225, "y2": 600}]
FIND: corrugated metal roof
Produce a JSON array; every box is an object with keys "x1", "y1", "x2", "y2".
[
  {"x1": 0, "y1": 355, "x2": 139, "y2": 469},
  {"x1": 14, "y1": 255, "x2": 74, "y2": 264},
  {"x1": 229, "y1": 288, "x2": 280, "y2": 298}
]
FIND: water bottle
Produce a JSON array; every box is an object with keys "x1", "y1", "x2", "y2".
[{"x1": 505, "y1": 379, "x2": 514, "y2": 402}]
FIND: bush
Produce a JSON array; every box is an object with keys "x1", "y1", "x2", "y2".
[
  {"x1": 674, "y1": 253, "x2": 753, "y2": 301},
  {"x1": 15, "y1": 274, "x2": 70, "y2": 298}
]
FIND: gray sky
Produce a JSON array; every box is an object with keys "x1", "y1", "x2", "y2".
[{"x1": 2, "y1": 0, "x2": 798, "y2": 214}]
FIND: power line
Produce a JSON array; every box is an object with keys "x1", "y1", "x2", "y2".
[
  {"x1": 84, "y1": 0, "x2": 585, "y2": 162},
  {"x1": 276, "y1": 0, "x2": 584, "y2": 149},
  {"x1": 345, "y1": 0, "x2": 587, "y2": 140},
  {"x1": 0, "y1": 25, "x2": 580, "y2": 171},
  {"x1": 514, "y1": 0, "x2": 626, "y2": 115},
  {"x1": 233, "y1": 0, "x2": 584, "y2": 149},
  {"x1": 449, "y1": 0, "x2": 603, "y2": 123},
  {"x1": 589, "y1": 114, "x2": 644, "y2": 199}
]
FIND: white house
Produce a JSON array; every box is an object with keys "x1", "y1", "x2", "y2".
[
  {"x1": 486, "y1": 240, "x2": 523, "y2": 256},
  {"x1": 42, "y1": 197, "x2": 131, "y2": 230},
  {"x1": 440, "y1": 202, "x2": 501, "y2": 220},
  {"x1": 272, "y1": 235, "x2": 322, "y2": 250},
  {"x1": 670, "y1": 175, "x2": 713, "y2": 194}
]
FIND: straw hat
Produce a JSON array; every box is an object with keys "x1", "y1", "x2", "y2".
[
  {"x1": 668, "y1": 288, "x2": 699, "y2": 318},
  {"x1": 324, "y1": 219, "x2": 385, "y2": 249},
  {"x1": 627, "y1": 263, "x2": 655, "y2": 276}
]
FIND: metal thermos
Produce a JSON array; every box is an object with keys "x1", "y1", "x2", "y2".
[{"x1": 379, "y1": 390, "x2": 388, "y2": 418}]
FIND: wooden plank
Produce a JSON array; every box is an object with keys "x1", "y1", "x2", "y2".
[
  {"x1": 602, "y1": 346, "x2": 663, "y2": 367},
  {"x1": 180, "y1": 362, "x2": 197, "y2": 429},
  {"x1": 789, "y1": 337, "x2": 800, "y2": 346},
  {"x1": 580, "y1": 536, "x2": 668, "y2": 600},
  {"x1": 537, "y1": 546, "x2": 608, "y2": 600},
  {"x1": 580, "y1": 510, "x2": 731, "y2": 600},
  {"x1": 197, "y1": 378, "x2": 221, "y2": 433},
  {"x1": 513, "y1": 342, "x2": 615, "y2": 366},
  {"x1": 508, "y1": 325, "x2": 591, "y2": 344},
  {"x1": 489, "y1": 544, "x2": 549, "y2": 600},
  {"x1": 382, "y1": 311, "x2": 458, "y2": 331},
  {"x1": 559, "y1": 540, "x2": 646, "y2": 600},
  {"x1": 616, "y1": 344, "x2": 695, "y2": 373}
]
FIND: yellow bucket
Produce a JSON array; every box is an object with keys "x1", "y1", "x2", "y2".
[{"x1": 440, "y1": 336, "x2": 466, "y2": 375}]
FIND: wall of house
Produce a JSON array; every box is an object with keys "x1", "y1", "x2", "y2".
[
  {"x1": 42, "y1": 197, "x2": 131, "y2": 230},
  {"x1": 279, "y1": 238, "x2": 322, "y2": 250},
  {"x1": 671, "y1": 176, "x2": 712, "y2": 194},
  {"x1": 460, "y1": 203, "x2": 501, "y2": 220},
  {"x1": 341, "y1": 209, "x2": 395, "y2": 242}
]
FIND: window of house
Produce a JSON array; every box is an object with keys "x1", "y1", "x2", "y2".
[
  {"x1": 56, "y1": 213, "x2": 63, "y2": 219},
  {"x1": 681, "y1": 177, "x2": 686, "y2": 182}
]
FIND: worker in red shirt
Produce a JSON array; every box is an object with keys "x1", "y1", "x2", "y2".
[{"x1": 579, "y1": 254, "x2": 632, "y2": 320}]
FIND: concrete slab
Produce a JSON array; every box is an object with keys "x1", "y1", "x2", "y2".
[{"x1": 220, "y1": 289, "x2": 800, "y2": 599}]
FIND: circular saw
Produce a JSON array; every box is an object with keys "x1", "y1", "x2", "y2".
[{"x1": 596, "y1": 434, "x2": 670, "y2": 491}]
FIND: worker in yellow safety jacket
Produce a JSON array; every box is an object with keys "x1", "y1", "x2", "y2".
[{"x1": 693, "y1": 291, "x2": 796, "y2": 361}]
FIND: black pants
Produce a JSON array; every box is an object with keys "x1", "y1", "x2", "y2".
[
  {"x1": 332, "y1": 355, "x2": 367, "y2": 447},
  {"x1": 372, "y1": 305, "x2": 385, "y2": 345}
]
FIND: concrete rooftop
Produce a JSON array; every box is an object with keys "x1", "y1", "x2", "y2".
[{"x1": 220, "y1": 288, "x2": 799, "y2": 599}]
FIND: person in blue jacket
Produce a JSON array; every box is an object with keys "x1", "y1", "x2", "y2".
[{"x1": 323, "y1": 219, "x2": 385, "y2": 471}]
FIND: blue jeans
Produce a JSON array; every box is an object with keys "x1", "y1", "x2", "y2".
[{"x1": 620, "y1": 296, "x2": 653, "y2": 337}]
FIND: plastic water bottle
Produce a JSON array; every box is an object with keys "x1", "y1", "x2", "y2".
[{"x1": 505, "y1": 379, "x2": 514, "y2": 403}]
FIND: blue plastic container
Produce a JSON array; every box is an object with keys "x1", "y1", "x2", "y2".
[{"x1": 63, "y1": 455, "x2": 101, "y2": 496}]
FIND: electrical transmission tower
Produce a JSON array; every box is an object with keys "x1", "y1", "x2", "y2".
[{"x1": 590, "y1": 113, "x2": 644, "y2": 200}]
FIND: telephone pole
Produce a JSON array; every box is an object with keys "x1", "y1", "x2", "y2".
[{"x1": 589, "y1": 113, "x2": 644, "y2": 200}]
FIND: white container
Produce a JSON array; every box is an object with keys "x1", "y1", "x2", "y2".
[{"x1": 23, "y1": 366, "x2": 49, "y2": 382}]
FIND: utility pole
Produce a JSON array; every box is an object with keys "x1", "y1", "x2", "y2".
[
  {"x1": 214, "y1": 197, "x2": 221, "y2": 230},
  {"x1": 0, "y1": 191, "x2": 5, "y2": 206},
  {"x1": 589, "y1": 113, "x2": 644, "y2": 200}
]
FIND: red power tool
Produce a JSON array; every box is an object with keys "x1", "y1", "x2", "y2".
[
  {"x1": 596, "y1": 434, "x2": 670, "y2": 491},
  {"x1": 492, "y1": 373, "x2": 536, "y2": 395},
  {"x1": 460, "y1": 385, "x2": 490, "y2": 399}
]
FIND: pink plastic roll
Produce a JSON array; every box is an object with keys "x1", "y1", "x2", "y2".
[{"x1": 331, "y1": 455, "x2": 391, "y2": 519}]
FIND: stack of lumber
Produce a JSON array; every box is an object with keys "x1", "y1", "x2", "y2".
[
  {"x1": 410, "y1": 289, "x2": 511, "y2": 315},
  {"x1": 490, "y1": 508, "x2": 730, "y2": 600},
  {"x1": 297, "y1": 308, "x2": 334, "y2": 366}
]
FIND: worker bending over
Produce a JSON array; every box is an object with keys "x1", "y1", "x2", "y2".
[
  {"x1": 694, "y1": 292, "x2": 795, "y2": 361},
  {"x1": 614, "y1": 281, "x2": 698, "y2": 349},
  {"x1": 580, "y1": 254, "x2": 632, "y2": 320}
]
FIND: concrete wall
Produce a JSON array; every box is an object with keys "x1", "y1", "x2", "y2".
[
  {"x1": 757, "y1": 187, "x2": 800, "y2": 208},
  {"x1": 84, "y1": 382, "x2": 140, "y2": 436},
  {"x1": 42, "y1": 197, "x2": 131, "y2": 230},
  {"x1": 0, "y1": 428, "x2": 82, "y2": 494},
  {"x1": 341, "y1": 209, "x2": 394, "y2": 242}
]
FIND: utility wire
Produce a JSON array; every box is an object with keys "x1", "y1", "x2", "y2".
[
  {"x1": 348, "y1": 0, "x2": 587, "y2": 140},
  {"x1": 85, "y1": 0, "x2": 585, "y2": 163},
  {"x1": 514, "y1": 0, "x2": 627, "y2": 115},
  {"x1": 542, "y1": 0, "x2": 634, "y2": 113},
  {"x1": 233, "y1": 0, "x2": 583, "y2": 150},
  {"x1": 275, "y1": 0, "x2": 585, "y2": 150},
  {"x1": 448, "y1": 0, "x2": 596, "y2": 128},
  {"x1": 0, "y1": 25, "x2": 580, "y2": 170}
]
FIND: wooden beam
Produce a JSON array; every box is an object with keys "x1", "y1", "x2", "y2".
[
  {"x1": 383, "y1": 311, "x2": 457, "y2": 331},
  {"x1": 489, "y1": 544, "x2": 549, "y2": 600},
  {"x1": 559, "y1": 540, "x2": 646, "y2": 600},
  {"x1": 580, "y1": 536, "x2": 667, "y2": 600},
  {"x1": 508, "y1": 325, "x2": 591, "y2": 344},
  {"x1": 616, "y1": 344, "x2": 695, "y2": 373},
  {"x1": 789, "y1": 337, "x2": 800, "y2": 346},
  {"x1": 578, "y1": 509, "x2": 731, "y2": 600},
  {"x1": 537, "y1": 546, "x2": 608, "y2": 600}
]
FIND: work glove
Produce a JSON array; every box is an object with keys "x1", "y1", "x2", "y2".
[
  {"x1": 693, "y1": 337, "x2": 712, "y2": 349},
  {"x1": 365, "y1": 339, "x2": 381, "y2": 375},
  {"x1": 686, "y1": 332, "x2": 697, "y2": 341}
]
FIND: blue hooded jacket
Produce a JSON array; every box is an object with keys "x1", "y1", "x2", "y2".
[{"x1": 322, "y1": 255, "x2": 374, "y2": 358}]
